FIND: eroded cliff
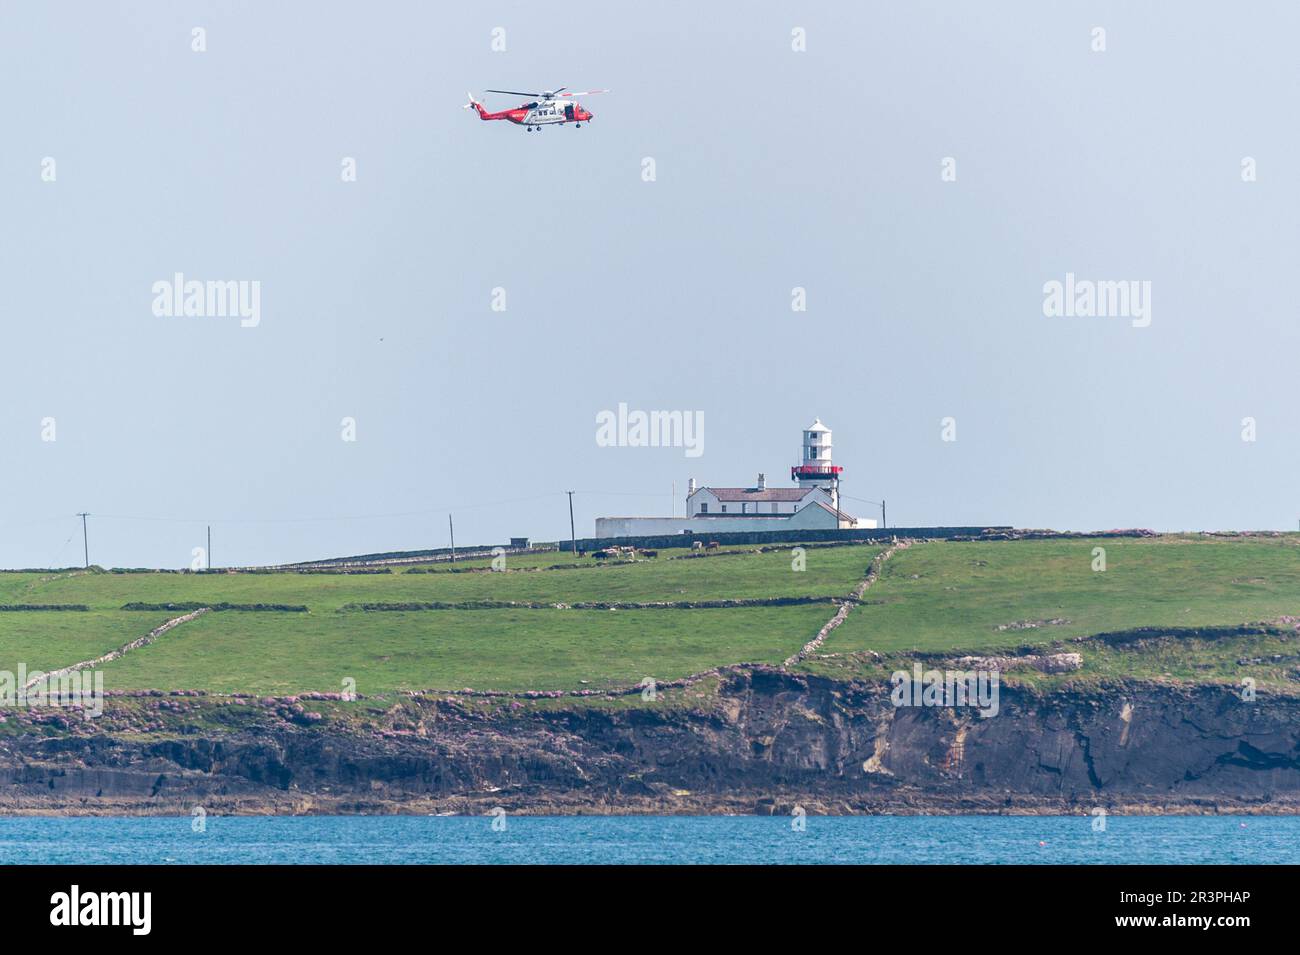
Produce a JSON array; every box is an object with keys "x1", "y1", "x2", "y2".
[{"x1": 2, "y1": 669, "x2": 1297, "y2": 815}]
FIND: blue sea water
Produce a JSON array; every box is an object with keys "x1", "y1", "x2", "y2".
[{"x1": 0, "y1": 815, "x2": 1295, "y2": 864}]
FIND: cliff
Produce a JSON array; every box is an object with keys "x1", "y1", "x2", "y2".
[{"x1": 3, "y1": 668, "x2": 1298, "y2": 815}]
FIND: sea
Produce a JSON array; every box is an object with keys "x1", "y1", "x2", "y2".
[{"x1": 0, "y1": 815, "x2": 1295, "y2": 864}]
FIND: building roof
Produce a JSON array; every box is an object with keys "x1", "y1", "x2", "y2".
[
  {"x1": 813, "y1": 500, "x2": 858, "y2": 521},
  {"x1": 697, "y1": 487, "x2": 810, "y2": 502},
  {"x1": 805, "y1": 418, "x2": 830, "y2": 433}
]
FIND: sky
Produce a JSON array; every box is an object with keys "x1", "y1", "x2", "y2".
[{"x1": 1, "y1": 1, "x2": 1297, "y2": 568}]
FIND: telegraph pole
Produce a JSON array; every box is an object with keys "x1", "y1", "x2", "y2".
[
  {"x1": 567, "y1": 491, "x2": 577, "y2": 554},
  {"x1": 207, "y1": 525, "x2": 212, "y2": 571},
  {"x1": 881, "y1": 499, "x2": 887, "y2": 530},
  {"x1": 448, "y1": 513, "x2": 456, "y2": 563},
  {"x1": 76, "y1": 513, "x2": 90, "y2": 568}
]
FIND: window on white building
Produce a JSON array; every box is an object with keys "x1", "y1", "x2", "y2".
[{"x1": 700, "y1": 503, "x2": 708, "y2": 514}]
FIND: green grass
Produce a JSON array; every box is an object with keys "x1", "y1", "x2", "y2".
[
  {"x1": 396, "y1": 549, "x2": 571, "y2": 571},
  {"x1": 0, "y1": 570, "x2": 89, "y2": 604},
  {"x1": 827, "y1": 535, "x2": 1300, "y2": 655},
  {"x1": 13, "y1": 545, "x2": 873, "y2": 611},
  {"x1": 798, "y1": 627, "x2": 1300, "y2": 697},
  {"x1": 94, "y1": 605, "x2": 831, "y2": 695},
  {"x1": 4, "y1": 536, "x2": 1299, "y2": 698},
  {"x1": 1061, "y1": 631, "x2": 1297, "y2": 688},
  {"x1": 0, "y1": 610, "x2": 176, "y2": 676}
]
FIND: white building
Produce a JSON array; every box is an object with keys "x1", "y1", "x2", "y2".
[{"x1": 594, "y1": 418, "x2": 877, "y2": 538}]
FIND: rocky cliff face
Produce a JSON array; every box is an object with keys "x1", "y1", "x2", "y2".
[{"x1": 3, "y1": 669, "x2": 1298, "y2": 814}]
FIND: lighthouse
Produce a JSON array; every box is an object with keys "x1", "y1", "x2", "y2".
[
  {"x1": 791, "y1": 418, "x2": 843, "y2": 508},
  {"x1": 593, "y1": 415, "x2": 875, "y2": 538}
]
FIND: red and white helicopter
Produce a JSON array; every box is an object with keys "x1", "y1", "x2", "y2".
[{"x1": 464, "y1": 87, "x2": 607, "y2": 132}]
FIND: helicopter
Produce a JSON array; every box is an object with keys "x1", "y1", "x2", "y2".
[{"x1": 464, "y1": 88, "x2": 607, "y2": 132}]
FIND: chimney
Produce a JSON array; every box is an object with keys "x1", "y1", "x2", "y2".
[
  {"x1": 687, "y1": 477, "x2": 696, "y2": 494},
  {"x1": 757, "y1": 473, "x2": 766, "y2": 490}
]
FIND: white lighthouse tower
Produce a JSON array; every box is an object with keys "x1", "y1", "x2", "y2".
[{"x1": 791, "y1": 418, "x2": 843, "y2": 508}]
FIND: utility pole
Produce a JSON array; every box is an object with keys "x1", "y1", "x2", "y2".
[
  {"x1": 207, "y1": 525, "x2": 212, "y2": 571},
  {"x1": 567, "y1": 490, "x2": 577, "y2": 554},
  {"x1": 881, "y1": 499, "x2": 887, "y2": 530},
  {"x1": 671, "y1": 482, "x2": 676, "y2": 518},
  {"x1": 448, "y1": 513, "x2": 456, "y2": 563},
  {"x1": 76, "y1": 513, "x2": 90, "y2": 568}
]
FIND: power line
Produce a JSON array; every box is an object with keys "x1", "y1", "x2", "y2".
[
  {"x1": 2, "y1": 488, "x2": 685, "y2": 534},
  {"x1": 71, "y1": 488, "x2": 687, "y2": 528},
  {"x1": 85, "y1": 491, "x2": 570, "y2": 526},
  {"x1": 6, "y1": 487, "x2": 709, "y2": 567},
  {"x1": 571, "y1": 489, "x2": 676, "y2": 497},
  {"x1": 844, "y1": 494, "x2": 882, "y2": 507},
  {"x1": 843, "y1": 495, "x2": 887, "y2": 529},
  {"x1": 0, "y1": 515, "x2": 79, "y2": 532},
  {"x1": 49, "y1": 531, "x2": 77, "y2": 568}
]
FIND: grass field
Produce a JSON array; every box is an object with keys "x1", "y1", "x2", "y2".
[
  {"x1": 93, "y1": 605, "x2": 832, "y2": 695},
  {"x1": 6, "y1": 544, "x2": 873, "y2": 610},
  {"x1": 1, "y1": 535, "x2": 1297, "y2": 697},
  {"x1": 0, "y1": 611, "x2": 175, "y2": 677},
  {"x1": 827, "y1": 535, "x2": 1300, "y2": 655}
]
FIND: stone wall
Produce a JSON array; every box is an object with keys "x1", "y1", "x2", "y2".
[{"x1": 560, "y1": 526, "x2": 1012, "y2": 552}]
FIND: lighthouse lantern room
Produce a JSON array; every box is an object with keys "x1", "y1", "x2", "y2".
[{"x1": 791, "y1": 418, "x2": 843, "y2": 507}]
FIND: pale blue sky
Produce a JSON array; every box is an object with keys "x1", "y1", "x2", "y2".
[{"x1": 1, "y1": 1, "x2": 1297, "y2": 567}]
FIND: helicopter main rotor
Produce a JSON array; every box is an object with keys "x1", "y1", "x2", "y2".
[{"x1": 485, "y1": 87, "x2": 608, "y2": 102}]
